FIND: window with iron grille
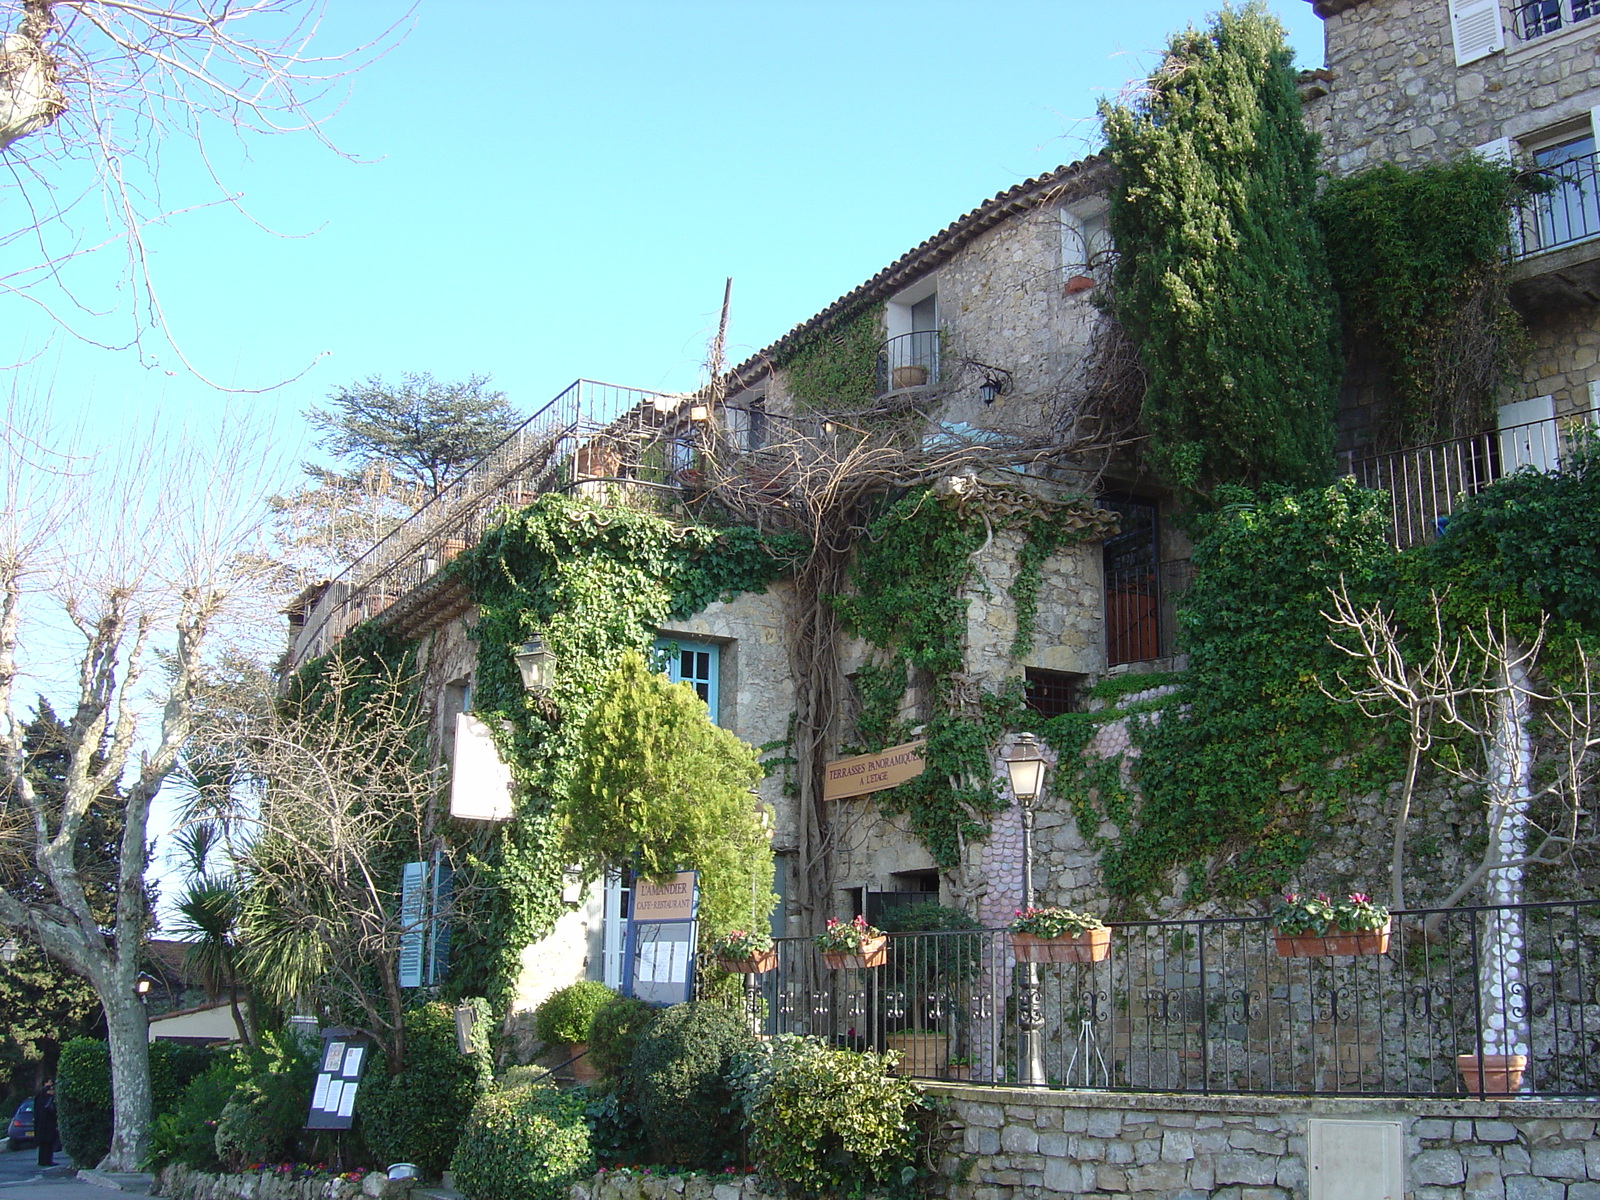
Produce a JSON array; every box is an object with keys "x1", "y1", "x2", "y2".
[
  {"x1": 1024, "y1": 668, "x2": 1084, "y2": 719},
  {"x1": 1101, "y1": 497, "x2": 1161, "y2": 667},
  {"x1": 1515, "y1": 0, "x2": 1599, "y2": 39}
]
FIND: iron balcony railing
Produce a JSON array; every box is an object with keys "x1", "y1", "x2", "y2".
[
  {"x1": 877, "y1": 331, "x2": 941, "y2": 394},
  {"x1": 714, "y1": 899, "x2": 1600, "y2": 1098},
  {"x1": 289, "y1": 379, "x2": 673, "y2": 666},
  {"x1": 1515, "y1": 147, "x2": 1600, "y2": 259},
  {"x1": 1348, "y1": 405, "x2": 1597, "y2": 550}
]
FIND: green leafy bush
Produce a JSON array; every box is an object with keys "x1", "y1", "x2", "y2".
[
  {"x1": 144, "y1": 1055, "x2": 252, "y2": 1171},
  {"x1": 746, "y1": 1045, "x2": 923, "y2": 1199},
  {"x1": 630, "y1": 1002, "x2": 753, "y2": 1167},
  {"x1": 359, "y1": 1001, "x2": 493, "y2": 1178},
  {"x1": 56, "y1": 1037, "x2": 112, "y2": 1167},
  {"x1": 214, "y1": 1070, "x2": 310, "y2": 1171},
  {"x1": 449, "y1": 1086, "x2": 593, "y2": 1200},
  {"x1": 586, "y1": 996, "x2": 656, "y2": 1087},
  {"x1": 533, "y1": 981, "x2": 617, "y2": 1047}
]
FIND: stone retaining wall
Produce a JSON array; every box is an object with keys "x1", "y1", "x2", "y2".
[
  {"x1": 927, "y1": 1085, "x2": 1600, "y2": 1200},
  {"x1": 156, "y1": 1165, "x2": 412, "y2": 1200},
  {"x1": 570, "y1": 1171, "x2": 775, "y2": 1200}
]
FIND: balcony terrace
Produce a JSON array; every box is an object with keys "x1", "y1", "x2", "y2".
[{"x1": 1510, "y1": 147, "x2": 1600, "y2": 309}]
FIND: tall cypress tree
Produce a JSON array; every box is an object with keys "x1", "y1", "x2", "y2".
[{"x1": 1101, "y1": 3, "x2": 1339, "y2": 492}]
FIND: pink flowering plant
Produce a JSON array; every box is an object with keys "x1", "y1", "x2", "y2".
[
  {"x1": 712, "y1": 928, "x2": 773, "y2": 960},
  {"x1": 1008, "y1": 906, "x2": 1105, "y2": 938},
  {"x1": 814, "y1": 914, "x2": 884, "y2": 953},
  {"x1": 1270, "y1": 892, "x2": 1389, "y2": 936}
]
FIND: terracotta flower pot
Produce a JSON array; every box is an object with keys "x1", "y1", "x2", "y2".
[
  {"x1": 1064, "y1": 274, "x2": 1097, "y2": 295},
  {"x1": 717, "y1": 949, "x2": 777, "y2": 975},
  {"x1": 1011, "y1": 927, "x2": 1112, "y2": 963},
  {"x1": 1272, "y1": 918, "x2": 1391, "y2": 958},
  {"x1": 1457, "y1": 1053, "x2": 1528, "y2": 1096},
  {"x1": 566, "y1": 1042, "x2": 599, "y2": 1084},
  {"x1": 884, "y1": 1031, "x2": 950, "y2": 1077},
  {"x1": 891, "y1": 364, "x2": 929, "y2": 389},
  {"x1": 822, "y1": 935, "x2": 888, "y2": 969},
  {"x1": 945, "y1": 1064, "x2": 972, "y2": 1081}
]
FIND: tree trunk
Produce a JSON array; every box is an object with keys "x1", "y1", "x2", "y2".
[
  {"x1": 1478, "y1": 653, "x2": 1532, "y2": 1074},
  {"x1": 101, "y1": 993, "x2": 152, "y2": 1171}
]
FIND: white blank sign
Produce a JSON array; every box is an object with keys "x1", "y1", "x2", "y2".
[{"x1": 1308, "y1": 1119, "x2": 1403, "y2": 1200}]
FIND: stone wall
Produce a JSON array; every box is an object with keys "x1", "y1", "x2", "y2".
[
  {"x1": 570, "y1": 1169, "x2": 772, "y2": 1200},
  {"x1": 931, "y1": 1085, "x2": 1600, "y2": 1200},
  {"x1": 156, "y1": 1166, "x2": 407, "y2": 1200}
]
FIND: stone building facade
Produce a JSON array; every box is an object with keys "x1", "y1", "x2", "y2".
[{"x1": 1306, "y1": 0, "x2": 1600, "y2": 459}]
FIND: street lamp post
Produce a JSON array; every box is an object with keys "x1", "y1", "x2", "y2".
[{"x1": 1005, "y1": 733, "x2": 1048, "y2": 1087}]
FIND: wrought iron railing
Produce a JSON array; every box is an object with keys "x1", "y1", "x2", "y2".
[
  {"x1": 1515, "y1": 147, "x2": 1600, "y2": 258},
  {"x1": 715, "y1": 900, "x2": 1600, "y2": 1097},
  {"x1": 1349, "y1": 406, "x2": 1597, "y2": 550},
  {"x1": 288, "y1": 379, "x2": 673, "y2": 666},
  {"x1": 877, "y1": 331, "x2": 941, "y2": 394}
]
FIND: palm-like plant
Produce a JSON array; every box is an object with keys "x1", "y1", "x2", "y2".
[{"x1": 166, "y1": 821, "x2": 253, "y2": 1043}]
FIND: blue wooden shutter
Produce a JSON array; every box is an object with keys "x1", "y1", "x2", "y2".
[
  {"x1": 427, "y1": 857, "x2": 453, "y2": 985},
  {"x1": 398, "y1": 861, "x2": 426, "y2": 988}
]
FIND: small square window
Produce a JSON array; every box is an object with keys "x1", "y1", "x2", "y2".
[{"x1": 1024, "y1": 668, "x2": 1084, "y2": 719}]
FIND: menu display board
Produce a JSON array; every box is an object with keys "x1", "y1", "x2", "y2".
[
  {"x1": 305, "y1": 1029, "x2": 370, "y2": 1130},
  {"x1": 625, "y1": 872, "x2": 698, "y2": 1006}
]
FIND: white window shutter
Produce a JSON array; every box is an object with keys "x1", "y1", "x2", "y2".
[
  {"x1": 1474, "y1": 137, "x2": 1513, "y2": 165},
  {"x1": 397, "y1": 860, "x2": 426, "y2": 988},
  {"x1": 448, "y1": 713, "x2": 515, "y2": 821},
  {"x1": 1497, "y1": 395, "x2": 1557, "y2": 473},
  {"x1": 1590, "y1": 107, "x2": 1600, "y2": 141},
  {"x1": 1451, "y1": 0, "x2": 1504, "y2": 65}
]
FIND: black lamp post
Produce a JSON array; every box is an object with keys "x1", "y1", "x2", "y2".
[{"x1": 1005, "y1": 732, "x2": 1048, "y2": 1086}]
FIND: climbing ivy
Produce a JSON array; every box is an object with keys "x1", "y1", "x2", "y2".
[
  {"x1": 777, "y1": 304, "x2": 884, "y2": 413},
  {"x1": 1101, "y1": 3, "x2": 1340, "y2": 492},
  {"x1": 833, "y1": 488, "x2": 1104, "y2": 866},
  {"x1": 1317, "y1": 157, "x2": 1531, "y2": 448},
  {"x1": 1044, "y1": 480, "x2": 1401, "y2": 904},
  {"x1": 442, "y1": 496, "x2": 803, "y2": 1007}
]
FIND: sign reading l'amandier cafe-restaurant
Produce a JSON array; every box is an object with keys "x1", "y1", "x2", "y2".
[{"x1": 823, "y1": 739, "x2": 927, "y2": 801}]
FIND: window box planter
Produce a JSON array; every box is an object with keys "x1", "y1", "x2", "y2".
[
  {"x1": 1456, "y1": 1053, "x2": 1527, "y2": 1096},
  {"x1": 1064, "y1": 274, "x2": 1097, "y2": 295},
  {"x1": 884, "y1": 1031, "x2": 950, "y2": 1077},
  {"x1": 717, "y1": 950, "x2": 777, "y2": 975},
  {"x1": 945, "y1": 1062, "x2": 972, "y2": 1081},
  {"x1": 1011, "y1": 927, "x2": 1112, "y2": 963},
  {"x1": 1272, "y1": 918, "x2": 1391, "y2": 957},
  {"x1": 821, "y1": 936, "x2": 887, "y2": 970}
]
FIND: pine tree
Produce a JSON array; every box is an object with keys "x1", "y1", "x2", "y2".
[{"x1": 1101, "y1": 3, "x2": 1340, "y2": 492}]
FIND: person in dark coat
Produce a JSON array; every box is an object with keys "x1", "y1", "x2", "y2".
[{"x1": 33, "y1": 1080, "x2": 56, "y2": 1168}]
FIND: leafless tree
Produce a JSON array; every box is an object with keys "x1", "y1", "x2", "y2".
[
  {"x1": 1324, "y1": 582, "x2": 1600, "y2": 915},
  {"x1": 181, "y1": 653, "x2": 450, "y2": 1071},
  {"x1": 1, "y1": 0, "x2": 403, "y2": 382},
  {"x1": 0, "y1": 398, "x2": 279, "y2": 1169}
]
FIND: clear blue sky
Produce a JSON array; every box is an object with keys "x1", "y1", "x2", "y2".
[{"x1": 9, "y1": 0, "x2": 1327, "y2": 441}]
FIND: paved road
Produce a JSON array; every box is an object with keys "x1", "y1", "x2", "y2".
[{"x1": 0, "y1": 1148, "x2": 137, "y2": 1200}]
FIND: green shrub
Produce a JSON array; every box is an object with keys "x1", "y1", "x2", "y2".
[
  {"x1": 880, "y1": 902, "x2": 984, "y2": 1013},
  {"x1": 631, "y1": 1002, "x2": 753, "y2": 1167},
  {"x1": 214, "y1": 1070, "x2": 309, "y2": 1171},
  {"x1": 56, "y1": 1038, "x2": 112, "y2": 1167},
  {"x1": 585, "y1": 997, "x2": 657, "y2": 1087},
  {"x1": 533, "y1": 981, "x2": 616, "y2": 1047},
  {"x1": 144, "y1": 1055, "x2": 252, "y2": 1171},
  {"x1": 358, "y1": 1001, "x2": 493, "y2": 1178},
  {"x1": 747, "y1": 1046, "x2": 923, "y2": 1199},
  {"x1": 449, "y1": 1086, "x2": 593, "y2": 1200}
]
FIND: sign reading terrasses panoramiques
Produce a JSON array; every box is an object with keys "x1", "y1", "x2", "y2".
[{"x1": 823, "y1": 739, "x2": 927, "y2": 801}]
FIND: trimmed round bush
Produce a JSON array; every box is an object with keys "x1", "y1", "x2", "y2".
[
  {"x1": 533, "y1": 981, "x2": 616, "y2": 1046},
  {"x1": 631, "y1": 1002, "x2": 753, "y2": 1167},
  {"x1": 449, "y1": 1086, "x2": 593, "y2": 1200},
  {"x1": 747, "y1": 1046, "x2": 923, "y2": 1199},
  {"x1": 585, "y1": 996, "x2": 656, "y2": 1087},
  {"x1": 359, "y1": 1000, "x2": 493, "y2": 1178}
]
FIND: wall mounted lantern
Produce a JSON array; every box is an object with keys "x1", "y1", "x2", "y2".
[
  {"x1": 0, "y1": 938, "x2": 18, "y2": 964},
  {"x1": 134, "y1": 973, "x2": 156, "y2": 998},
  {"x1": 514, "y1": 637, "x2": 556, "y2": 693}
]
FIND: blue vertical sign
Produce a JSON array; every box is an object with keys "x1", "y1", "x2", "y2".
[{"x1": 624, "y1": 871, "x2": 698, "y2": 1005}]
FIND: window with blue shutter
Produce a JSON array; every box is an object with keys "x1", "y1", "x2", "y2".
[
  {"x1": 656, "y1": 638, "x2": 720, "y2": 725},
  {"x1": 397, "y1": 861, "x2": 426, "y2": 988}
]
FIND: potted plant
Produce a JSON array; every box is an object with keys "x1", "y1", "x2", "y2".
[
  {"x1": 532, "y1": 979, "x2": 617, "y2": 1084},
  {"x1": 1009, "y1": 907, "x2": 1111, "y2": 963},
  {"x1": 815, "y1": 915, "x2": 887, "y2": 969},
  {"x1": 713, "y1": 928, "x2": 777, "y2": 974},
  {"x1": 946, "y1": 1054, "x2": 974, "y2": 1081},
  {"x1": 891, "y1": 364, "x2": 929, "y2": 390},
  {"x1": 1270, "y1": 892, "x2": 1391, "y2": 957}
]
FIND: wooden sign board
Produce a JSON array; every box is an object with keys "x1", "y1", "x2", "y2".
[
  {"x1": 631, "y1": 871, "x2": 697, "y2": 922},
  {"x1": 823, "y1": 740, "x2": 927, "y2": 801}
]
